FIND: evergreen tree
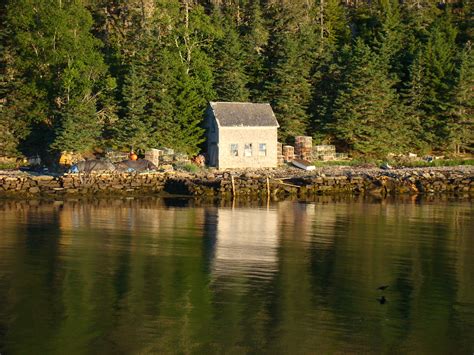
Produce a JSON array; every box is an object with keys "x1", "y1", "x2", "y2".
[
  {"x1": 1, "y1": 0, "x2": 471, "y2": 160},
  {"x1": 264, "y1": 1, "x2": 315, "y2": 142},
  {"x1": 265, "y1": 34, "x2": 312, "y2": 141},
  {"x1": 241, "y1": 0, "x2": 268, "y2": 101},
  {"x1": 310, "y1": 46, "x2": 350, "y2": 143},
  {"x1": 309, "y1": 0, "x2": 350, "y2": 143},
  {"x1": 146, "y1": 1, "x2": 214, "y2": 155},
  {"x1": 446, "y1": 42, "x2": 474, "y2": 154},
  {"x1": 375, "y1": 0, "x2": 405, "y2": 78},
  {"x1": 171, "y1": 70, "x2": 207, "y2": 155},
  {"x1": 401, "y1": 0, "x2": 440, "y2": 37},
  {"x1": 146, "y1": 48, "x2": 177, "y2": 148},
  {"x1": 151, "y1": 59, "x2": 206, "y2": 156},
  {"x1": 332, "y1": 39, "x2": 409, "y2": 157},
  {"x1": 113, "y1": 64, "x2": 150, "y2": 151},
  {"x1": 419, "y1": 15, "x2": 458, "y2": 149},
  {"x1": 52, "y1": 98, "x2": 101, "y2": 153},
  {"x1": 401, "y1": 51, "x2": 431, "y2": 153},
  {"x1": 213, "y1": 18, "x2": 250, "y2": 102},
  {"x1": 315, "y1": 0, "x2": 351, "y2": 53}
]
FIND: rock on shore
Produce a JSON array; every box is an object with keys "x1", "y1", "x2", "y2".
[{"x1": 0, "y1": 166, "x2": 472, "y2": 199}]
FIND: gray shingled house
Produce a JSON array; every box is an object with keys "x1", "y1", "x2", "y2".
[{"x1": 204, "y1": 102, "x2": 279, "y2": 169}]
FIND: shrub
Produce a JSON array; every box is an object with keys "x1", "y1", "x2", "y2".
[{"x1": 174, "y1": 162, "x2": 200, "y2": 173}]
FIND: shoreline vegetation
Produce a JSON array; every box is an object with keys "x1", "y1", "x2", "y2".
[
  {"x1": 1, "y1": 1, "x2": 472, "y2": 161},
  {"x1": 1, "y1": 165, "x2": 472, "y2": 200}
]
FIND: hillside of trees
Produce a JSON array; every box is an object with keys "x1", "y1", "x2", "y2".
[{"x1": 0, "y1": 0, "x2": 472, "y2": 159}]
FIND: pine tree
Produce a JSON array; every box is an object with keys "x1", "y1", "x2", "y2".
[
  {"x1": 332, "y1": 39, "x2": 409, "y2": 157},
  {"x1": 265, "y1": 35, "x2": 313, "y2": 141},
  {"x1": 309, "y1": 0, "x2": 350, "y2": 143},
  {"x1": 113, "y1": 64, "x2": 150, "y2": 151},
  {"x1": 146, "y1": 48, "x2": 176, "y2": 148},
  {"x1": 315, "y1": 0, "x2": 351, "y2": 53},
  {"x1": 1, "y1": 0, "x2": 471, "y2": 160},
  {"x1": 419, "y1": 15, "x2": 458, "y2": 149},
  {"x1": 171, "y1": 70, "x2": 207, "y2": 155},
  {"x1": 241, "y1": 0, "x2": 268, "y2": 101},
  {"x1": 375, "y1": 0, "x2": 405, "y2": 78},
  {"x1": 401, "y1": 0, "x2": 440, "y2": 38},
  {"x1": 310, "y1": 46, "x2": 351, "y2": 143},
  {"x1": 264, "y1": 1, "x2": 315, "y2": 142},
  {"x1": 213, "y1": 18, "x2": 250, "y2": 102},
  {"x1": 151, "y1": 61, "x2": 206, "y2": 156},
  {"x1": 52, "y1": 98, "x2": 101, "y2": 153},
  {"x1": 401, "y1": 51, "x2": 431, "y2": 153},
  {"x1": 145, "y1": 1, "x2": 215, "y2": 155},
  {"x1": 446, "y1": 42, "x2": 474, "y2": 154}
]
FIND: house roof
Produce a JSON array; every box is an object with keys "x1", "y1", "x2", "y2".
[{"x1": 209, "y1": 102, "x2": 279, "y2": 127}]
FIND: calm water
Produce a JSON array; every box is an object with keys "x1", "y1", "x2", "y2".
[{"x1": 0, "y1": 196, "x2": 473, "y2": 354}]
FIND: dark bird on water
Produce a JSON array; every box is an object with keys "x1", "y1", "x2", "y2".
[
  {"x1": 377, "y1": 285, "x2": 389, "y2": 291},
  {"x1": 377, "y1": 296, "x2": 387, "y2": 305}
]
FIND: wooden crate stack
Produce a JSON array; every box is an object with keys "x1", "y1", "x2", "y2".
[
  {"x1": 312, "y1": 145, "x2": 336, "y2": 161},
  {"x1": 295, "y1": 136, "x2": 313, "y2": 161},
  {"x1": 277, "y1": 143, "x2": 284, "y2": 165},
  {"x1": 145, "y1": 148, "x2": 163, "y2": 166},
  {"x1": 282, "y1": 145, "x2": 295, "y2": 162}
]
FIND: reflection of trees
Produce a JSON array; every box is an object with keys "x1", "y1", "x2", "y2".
[
  {"x1": 299, "y1": 199, "x2": 474, "y2": 353},
  {"x1": 0, "y1": 201, "x2": 63, "y2": 354},
  {"x1": 0, "y1": 198, "x2": 473, "y2": 353}
]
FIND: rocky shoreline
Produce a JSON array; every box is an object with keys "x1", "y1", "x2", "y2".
[{"x1": 0, "y1": 166, "x2": 472, "y2": 200}]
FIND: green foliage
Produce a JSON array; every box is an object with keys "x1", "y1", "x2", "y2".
[
  {"x1": 445, "y1": 43, "x2": 474, "y2": 154},
  {"x1": 213, "y1": 18, "x2": 250, "y2": 102},
  {"x1": 154, "y1": 66, "x2": 207, "y2": 156},
  {"x1": 241, "y1": 0, "x2": 268, "y2": 101},
  {"x1": 264, "y1": 1, "x2": 316, "y2": 142},
  {"x1": 418, "y1": 16, "x2": 458, "y2": 144},
  {"x1": 1, "y1": 0, "x2": 472, "y2": 160},
  {"x1": 5, "y1": 0, "x2": 110, "y2": 154},
  {"x1": 392, "y1": 158, "x2": 474, "y2": 167},
  {"x1": 114, "y1": 64, "x2": 150, "y2": 151},
  {"x1": 266, "y1": 34, "x2": 312, "y2": 141},
  {"x1": 52, "y1": 98, "x2": 101, "y2": 152},
  {"x1": 175, "y1": 162, "x2": 200, "y2": 173},
  {"x1": 332, "y1": 40, "x2": 410, "y2": 157},
  {"x1": 0, "y1": 161, "x2": 18, "y2": 170}
]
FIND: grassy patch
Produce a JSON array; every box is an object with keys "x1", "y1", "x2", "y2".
[
  {"x1": 313, "y1": 159, "x2": 380, "y2": 167},
  {"x1": 174, "y1": 162, "x2": 200, "y2": 173},
  {"x1": 0, "y1": 162, "x2": 18, "y2": 170},
  {"x1": 311, "y1": 158, "x2": 473, "y2": 168},
  {"x1": 393, "y1": 159, "x2": 474, "y2": 168}
]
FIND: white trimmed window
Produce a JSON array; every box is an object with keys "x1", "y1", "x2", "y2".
[
  {"x1": 244, "y1": 144, "x2": 252, "y2": 157},
  {"x1": 230, "y1": 144, "x2": 238, "y2": 156},
  {"x1": 259, "y1": 143, "x2": 267, "y2": 157}
]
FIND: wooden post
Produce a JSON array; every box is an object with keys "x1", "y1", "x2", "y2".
[
  {"x1": 231, "y1": 175, "x2": 235, "y2": 198},
  {"x1": 266, "y1": 177, "x2": 270, "y2": 208}
]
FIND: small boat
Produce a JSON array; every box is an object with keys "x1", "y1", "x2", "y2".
[{"x1": 292, "y1": 158, "x2": 316, "y2": 171}]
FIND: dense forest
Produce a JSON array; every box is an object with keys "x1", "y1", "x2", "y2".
[{"x1": 0, "y1": 0, "x2": 472, "y2": 160}]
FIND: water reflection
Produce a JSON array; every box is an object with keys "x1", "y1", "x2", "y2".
[
  {"x1": 209, "y1": 208, "x2": 279, "y2": 280},
  {"x1": 0, "y1": 197, "x2": 473, "y2": 354}
]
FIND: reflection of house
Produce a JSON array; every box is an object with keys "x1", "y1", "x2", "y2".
[
  {"x1": 204, "y1": 102, "x2": 279, "y2": 169},
  {"x1": 210, "y1": 208, "x2": 279, "y2": 278}
]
